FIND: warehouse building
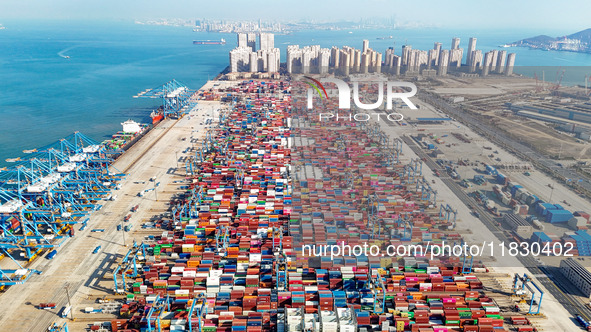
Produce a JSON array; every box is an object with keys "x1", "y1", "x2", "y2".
[
  {"x1": 503, "y1": 213, "x2": 532, "y2": 236},
  {"x1": 560, "y1": 258, "x2": 591, "y2": 298}
]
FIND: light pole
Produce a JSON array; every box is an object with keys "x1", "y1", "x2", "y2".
[
  {"x1": 122, "y1": 221, "x2": 126, "y2": 247},
  {"x1": 65, "y1": 284, "x2": 73, "y2": 320}
]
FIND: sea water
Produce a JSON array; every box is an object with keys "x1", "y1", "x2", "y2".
[{"x1": 1, "y1": 21, "x2": 590, "y2": 164}]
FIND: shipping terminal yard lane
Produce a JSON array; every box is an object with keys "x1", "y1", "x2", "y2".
[{"x1": 3, "y1": 26, "x2": 591, "y2": 332}]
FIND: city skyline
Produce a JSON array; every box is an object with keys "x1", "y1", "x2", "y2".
[{"x1": 0, "y1": 0, "x2": 590, "y2": 31}]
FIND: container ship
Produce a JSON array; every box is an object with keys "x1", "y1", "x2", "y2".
[
  {"x1": 193, "y1": 38, "x2": 226, "y2": 45},
  {"x1": 102, "y1": 119, "x2": 150, "y2": 152}
]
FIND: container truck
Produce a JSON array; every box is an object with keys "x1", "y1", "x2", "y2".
[{"x1": 46, "y1": 250, "x2": 57, "y2": 260}]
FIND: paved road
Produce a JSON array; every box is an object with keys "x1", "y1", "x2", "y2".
[
  {"x1": 418, "y1": 92, "x2": 591, "y2": 199},
  {"x1": 403, "y1": 135, "x2": 591, "y2": 322}
]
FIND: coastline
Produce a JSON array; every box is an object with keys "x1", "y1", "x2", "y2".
[{"x1": 0, "y1": 77, "x2": 229, "y2": 330}]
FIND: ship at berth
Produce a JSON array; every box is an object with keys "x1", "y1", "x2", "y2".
[{"x1": 193, "y1": 38, "x2": 226, "y2": 45}]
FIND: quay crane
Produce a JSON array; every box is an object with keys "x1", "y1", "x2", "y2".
[
  {"x1": 0, "y1": 132, "x2": 123, "y2": 286},
  {"x1": 135, "y1": 79, "x2": 197, "y2": 118}
]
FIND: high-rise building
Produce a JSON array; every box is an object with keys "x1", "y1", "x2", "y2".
[
  {"x1": 449, "y1": 48, "x2": 463, "y2": 67},
  {"x1": 407, "y1": 49, "x2": 428, "y2": 73},
  {"x1": 237, "y1": 33, "x2": 248, "y2": 48},
  {"x1": 467, "y1": 37, "x2": 477, "y2": 66},
  {"x1": 361, "y1": 52, "x2": 370, "y2": 73},
  {"x1": 432, "y1": 42, "x2": 442, "y2": 66},
  {"x1": 482, "y1": 51, "x2": 494, "y2": 76},
  {"x1": 259, "y1": 33, "x2": 274, "y2": 51},
  {"x1": 438, "y1": 50, "x2": 449, "y2": 76},
  {"x1": 391, "y1": 55, "x2": 401, "y2": 76},
  {"x1": 339, "y1": 50, "x2": 351, "y2": 75},
  {"x1": 434, "y1": 42, "x2": 442, "y2": 54},
  {"x1": 229, "y1": 33, "x2": 280, "y2": 73},
  {"x1": 286, "y1": 44, "x2": 333, "y2": 74},
  {"x1": 249, "y1": 52, "x2": 258, "y2": 72},
  {"x1": 247, "y1": 33, "x2": 257, "y2": 51},
  {"x1": 375, "y1": 52, "x2": 382, "y2": 74},
  {"x1": 229, "y1": 47, "x2": 252, "y2": 73},
  {"x1": 267, "y1": 50, "x2": 279, "y2": 73},
  {"x1": 353, "y1": 49, "x2": 361, "y2": 73},
  {"x1": 490, "y1": 50, "x2": 499, "y2": 72},
  {"x1": 319, "y1": 49, "x2": 330, "y2": 74},
  {"x1": 330, "y1": 47, "x2": 340, "y2": 69},
  {"x1": 451, "y1": 37, "x2": 460, "y2": 50},
  {"x1": 496, "y1": 50, "x2": 507, "y2": 74},
  {"x1": 385, "y1": 47, "x2": 395, "y2": 67},
  {"x1": 470, "y1": 50, "x2": 483, "y2": 73},
  {"x1": 286, "y1": 45, "x2": 301, "y2": 74},
  {"x1": 505, "y1": 53, "x2": 516, "y2": 75},
  {"x1": 362, "y1": 39, "x2": 370, "y2": 53},
  {"x1": 428, "y1": 49, "x2": 439, "y2": 67},
  {"x1": 401, "y1": 45, "x2": 412, "y2": 66}
]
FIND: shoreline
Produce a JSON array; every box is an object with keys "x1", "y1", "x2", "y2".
[{"x1": 0, "y1": 78, "x2": 229, "y2": 330}]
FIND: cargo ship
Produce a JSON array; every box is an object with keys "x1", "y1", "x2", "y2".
[
  {"x1": 193, "y1": 38, "x2": 226, "y2": 45},
  {"x1": 150, "y1": 109, "x2": 164, "y2": 124},
  {"x1": 102, "y1": 119, "x2": 150, "y2": 152}
]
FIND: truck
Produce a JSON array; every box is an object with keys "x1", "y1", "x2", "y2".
[
  {"x1": 124, "y1": 214, "x2": 131, "y2": 222},
  {"x1": 124, "y1": 224, "x2": 132, "y2": 232},
  {"x1": 38, "y1": 303, "x2": 57, "y2": 309},
  {"x1": 131, "y1": 205, "x2": 139, "y2": 212},
  {"x1": 576, "y1": 315, "x2": 591, "y2": 331},
  {"x1": 46, "y1": 250, "x2": 58, "y2": 260},
  {"x1": 60, "y1": 305, "x2": 72, "y2": 318},
  {"x1": 91, "y1": 229, "x2": 105, "y2": 232}
]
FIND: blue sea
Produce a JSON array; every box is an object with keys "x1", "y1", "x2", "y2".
[{"x1": 1, "y1": 21, "x2": 590, "y2": 164}]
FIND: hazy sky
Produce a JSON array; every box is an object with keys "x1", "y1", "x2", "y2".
[{"x1": 0, "y1": 0, "x2": 589, "y2": 32}]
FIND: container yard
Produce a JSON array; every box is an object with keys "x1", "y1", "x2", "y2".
[{"x1": 0, "y1": 77, "x2": 582, "y2": 332}]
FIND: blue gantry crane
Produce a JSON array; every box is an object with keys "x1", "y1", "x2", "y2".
[
  {"x1": 145, "y1": 294, "x2": 171, "y2": 332},
  {"x1": 47, "y1": 322, "x2": 69, "y2": 332},
  {"x1": 513, "y1": 273, "x2": 544, "y2": 315},
  {"x1": 396, "y1": 212, "x2": 413, "y2": 241},
  {"x1": 113, "y1": 241, "x2": 146, "y2": 294},
  {"x1": 135, "y1": 79, "x2": 197, "y2": 118},
  {"x1": 0, "y1": 132, "x2": 123, "y2": 286},
  {"x1": 367, "y1": 193, "x2": 383, "y2": 239},
  {"x1": 188, "y1": 292, "x2": 208, "y2": 332},
  {"x1": 275, "y1": 251, "x2": 288, "y2": 291},
  {"x1": 215, "y1": 225, "x2": 229, "y2": 255},
  {"x1": 369, "y1": 270, "x2": 386, "y2": 314},
  {"x1": 439, "y1": 204, "x2": 457, "y2": 224},
  {"x1": 417, "y1": 178, "x2": 437, "y2": 205}
]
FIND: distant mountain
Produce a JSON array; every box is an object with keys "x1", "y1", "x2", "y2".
[
  {"x1": 515, "y1": 35, "x2": 555, "y2": 45},
  {"x1": 567, "y1": 28, "x2": 591, "y2": 42},
  {"x1": 509, "y1": 28, "x2": 591, "y2": 53}
]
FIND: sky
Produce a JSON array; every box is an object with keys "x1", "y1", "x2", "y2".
[{"x1": 0, "y1": 0, "x2": 589, "y2": 33}]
